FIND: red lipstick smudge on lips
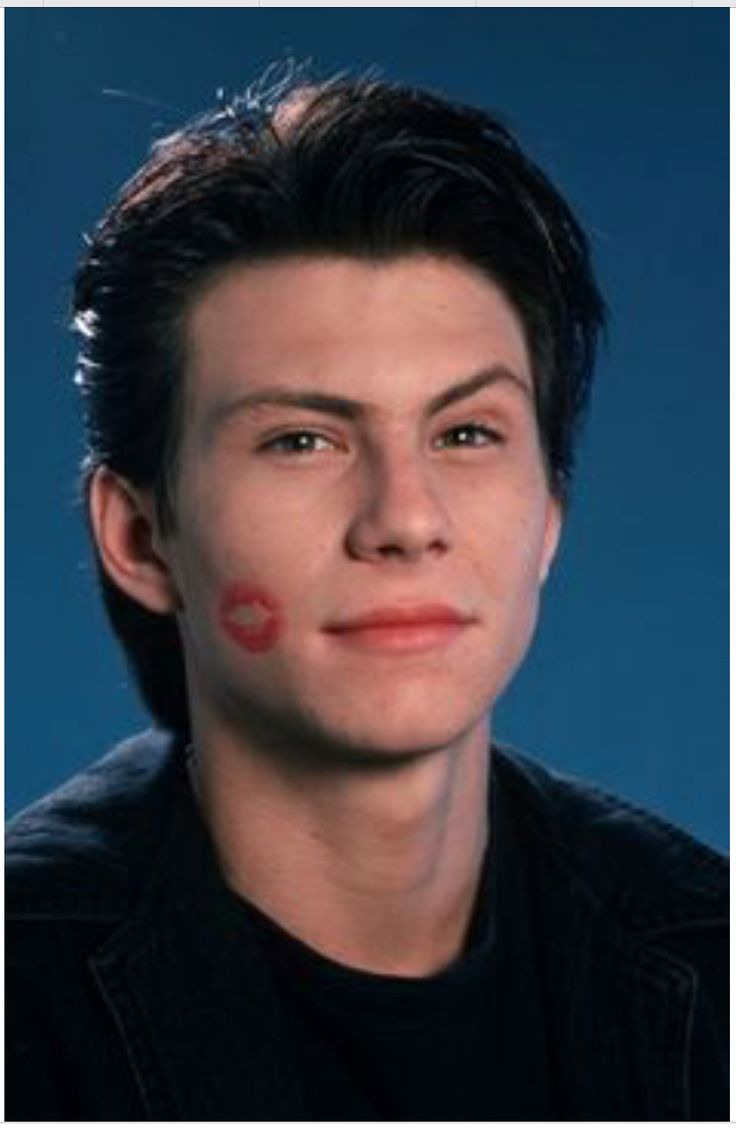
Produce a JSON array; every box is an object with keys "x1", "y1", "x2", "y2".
[{"x1": 218, "y1": 584, "x2": 282, "y2": 653}]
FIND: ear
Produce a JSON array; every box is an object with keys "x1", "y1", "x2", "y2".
[
  {"x1": 88, "y1": 466, "x2": 180, "y2": 615},
  {"x1": 539, "y1": 495, "x2": 563, "y2": 586}
]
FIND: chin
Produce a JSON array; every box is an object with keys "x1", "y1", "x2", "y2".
[
  {"x1": 283, "y1": 650, "x2": 509, "y2": 766},
  {"x1": 300, "y1": 696, "x2": 492, "y2": 773}
]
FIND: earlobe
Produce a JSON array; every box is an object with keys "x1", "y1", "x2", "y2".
[
  {"x1": 88, "y1": 466, "x2": 180, "y2": 615},
  {"x1": 540, "y1": 497, "x2": 563, "y2": 585}
]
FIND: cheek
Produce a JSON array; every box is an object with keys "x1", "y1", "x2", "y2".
[
  {"x1": 218, "y1": 582, "x2": 283, "y2": 654},
  {"x1": 472, "y1": 500, "x2": 550, "y2": 596}
]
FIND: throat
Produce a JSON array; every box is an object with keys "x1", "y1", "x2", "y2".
[{"x1": 191, "y1": 729, "x2": 492, "y2": 977}]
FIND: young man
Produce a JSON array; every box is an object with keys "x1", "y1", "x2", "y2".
[{"x1": 6, "y1": 76, "x2": 728, "y2": 1121}]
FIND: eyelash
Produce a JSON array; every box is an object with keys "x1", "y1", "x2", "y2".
[{"x1": 258, "y1": 422, "x2": 506, "y2": 456}]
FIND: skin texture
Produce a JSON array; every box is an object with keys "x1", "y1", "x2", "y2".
[{"x1": 91, "y1": 254, "x2": 561, "y2": 976}]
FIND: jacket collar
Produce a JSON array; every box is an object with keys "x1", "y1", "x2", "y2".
[{"x1": 493, "y1": 742, "x2": 727, "y2": 936}]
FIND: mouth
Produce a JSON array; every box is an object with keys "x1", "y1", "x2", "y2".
[{"x1": 323, "y1": 605, "x2": 476, "y2": 654}]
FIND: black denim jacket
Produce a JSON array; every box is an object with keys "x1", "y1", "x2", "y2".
[{"x1": 6, "y1": 730, "x2": 728, "y2": 1121}]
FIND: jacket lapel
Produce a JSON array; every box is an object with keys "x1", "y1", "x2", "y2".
[
  {"x1": 547, "y1": 913, "x2": 697, "y2": 1120},
  {"x1": 91, "y1": 781, "x2": 306, "y2": 1121},
  {"x1": 497, "y1": 751, "x2": 699, "y2": 1121}
]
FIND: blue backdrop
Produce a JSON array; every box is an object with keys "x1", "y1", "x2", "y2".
[{"x1": 6, "y1": 9, "x2": 728, "y2": 851}]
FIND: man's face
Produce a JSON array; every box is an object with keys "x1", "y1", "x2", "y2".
[{"x1": 162, "y1": 255, "x2": 561, "y2": 763}]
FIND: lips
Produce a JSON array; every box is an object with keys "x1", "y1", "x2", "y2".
[
  {"x1": 325, "y1": 605, "x2": 472, "y2": 632},
  {"x1": 323, "y1": 604, "x2": 475, "y2": 652}
]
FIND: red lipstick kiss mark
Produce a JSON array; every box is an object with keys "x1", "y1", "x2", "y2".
[{"x1": 218, "y1": 584, "x2": 281, "y2": 653}]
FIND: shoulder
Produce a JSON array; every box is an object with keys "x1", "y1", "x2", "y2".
[
  {"x1": 492, "y1": 741, "x2": 728, "y2": 936},
  {"x1": 5, "y1": 729, "x2": 185, "y2": 919}
]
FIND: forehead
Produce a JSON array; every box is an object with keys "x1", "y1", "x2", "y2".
[{"x1": 183, "y1": 254, "x2": 532, "y2": 414}]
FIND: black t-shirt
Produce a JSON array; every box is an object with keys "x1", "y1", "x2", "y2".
[{"x1": 229, "y1": 775, "x2": 553, "y2": 1121}]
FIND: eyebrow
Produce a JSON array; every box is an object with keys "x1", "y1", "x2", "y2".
[{"x1": 204, "y1": 365, "x2": 532, "y2": 438}]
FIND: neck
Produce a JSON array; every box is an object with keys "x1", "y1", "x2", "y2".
[{"x1": 190, "y1": 715, "x2": 491, "y2": 978}]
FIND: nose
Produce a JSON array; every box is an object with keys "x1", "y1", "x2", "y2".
[{"x1": 345, "y1": 444, "x2": 452, "y2": 564}]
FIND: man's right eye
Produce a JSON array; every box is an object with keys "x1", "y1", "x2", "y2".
[{"x1": 259, "y1": 431, "x2": 337, "y2": 454}]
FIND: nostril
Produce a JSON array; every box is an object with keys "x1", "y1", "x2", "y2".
[{"x1": 373, "y1": 535, "x2": 449, "y2": 563}]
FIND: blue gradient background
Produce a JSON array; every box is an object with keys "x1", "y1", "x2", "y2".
[{"x1": 6, "y1": 10, "x2": 728, "y2": 850}]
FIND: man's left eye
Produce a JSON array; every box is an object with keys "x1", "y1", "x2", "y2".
[{"x1": 434, "y1": 423, "x2": 504, "y2": 449}]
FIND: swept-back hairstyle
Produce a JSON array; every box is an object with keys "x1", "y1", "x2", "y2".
[{"x1": 73, "y1": 69, "x2": 606, "y2": 736}]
